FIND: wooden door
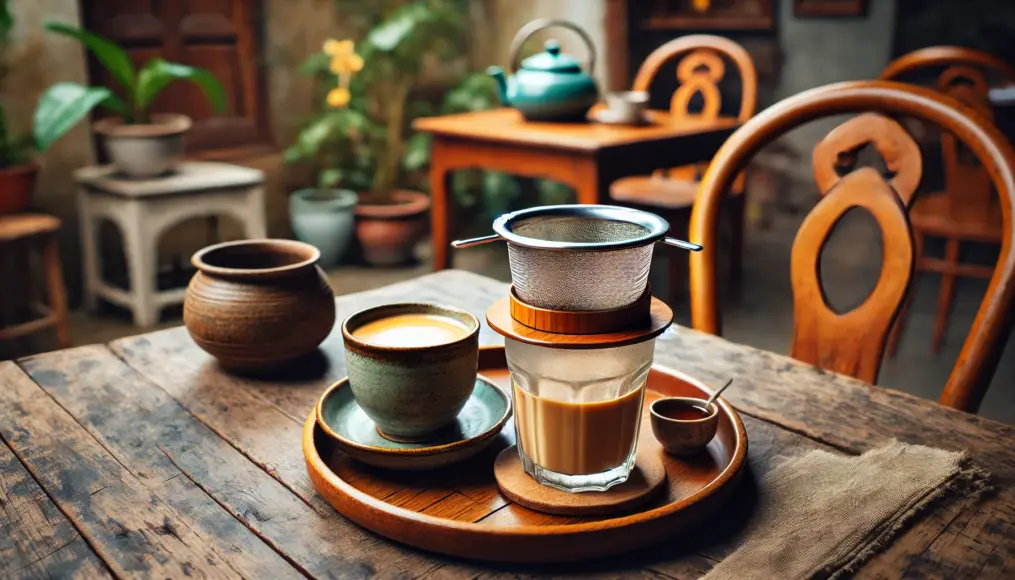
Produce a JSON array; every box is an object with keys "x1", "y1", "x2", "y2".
[{"x1": 82, "y1": 0, "x2": 271, "y2": 156}]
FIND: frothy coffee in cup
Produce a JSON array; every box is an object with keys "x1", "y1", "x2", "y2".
[{"x1": 353, "y1": 313, "x2": 472, "y2": 347}]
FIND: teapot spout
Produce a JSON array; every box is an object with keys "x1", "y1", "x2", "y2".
[{"x1": 487, "y1": 66, "x2": 509, "y2": 105}]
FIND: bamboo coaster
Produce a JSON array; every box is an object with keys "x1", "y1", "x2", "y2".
[
  {"x1": 493, "y1": 445, "x2": 667, "y2": 516},
  {"x1": 508, "y1": 285, "x2": 653, "y2": 334}
]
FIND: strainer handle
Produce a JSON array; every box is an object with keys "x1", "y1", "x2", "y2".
[
  {"x1": 661, "y1": 238, "x2": 703, "y2": 252},
  {"x1": 451, "y1": 234, "x2": 502, "y2": 249}
]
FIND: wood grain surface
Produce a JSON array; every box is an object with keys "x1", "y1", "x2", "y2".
[{"x1": 1, "y1": 270, "x2": 1012, "y2": 578}]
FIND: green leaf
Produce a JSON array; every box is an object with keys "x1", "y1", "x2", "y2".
[
  {"x1": 135, "y1": 58, "x2": 227, "y2": 116},
  {"x1": 33, "y1": 82, "x2": 114, "y2": 151},
  {"x1": 402, "y1": 132, "x2": 430, "y2": 172},
  {"x1": 299, "y1": 52, "x2": 332, "y2": 76},
  {"x1": 0, "y1": 0, "x2": 14, "y2": 45},
  {"x1": 44, "y1": 22, "x2": 135, "y2": 92},
  {"x1": 367, "y1": 3, "x2": 431, "y2": 51},
  {"x1": 318, "y1": 168, "x2": 345, "y2": 188}
]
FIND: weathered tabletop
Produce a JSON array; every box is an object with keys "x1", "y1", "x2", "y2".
[{"x1": 2, "y1": 270, "x2": 1013, "y2": 579}]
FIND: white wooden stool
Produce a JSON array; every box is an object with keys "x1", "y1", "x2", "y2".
[{"x1": 75, "y1": 161, "x2": 266, "y2": 327}]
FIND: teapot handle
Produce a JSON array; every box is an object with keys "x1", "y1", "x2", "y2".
[{"x1": 508, "y1": 18, "x2": 597, "y2": 75}]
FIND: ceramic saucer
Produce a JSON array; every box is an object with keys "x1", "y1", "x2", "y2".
[
  {"x1": 315, "y1": 375, "x2": 511, "y2": 470},
  {"x1": 591, "y1": 109, "x2": 652, "y2": 126}
]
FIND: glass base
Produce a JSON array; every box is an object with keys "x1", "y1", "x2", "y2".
[{"x1": 519, "y1": 447, "x2": 637, "y2": 493}]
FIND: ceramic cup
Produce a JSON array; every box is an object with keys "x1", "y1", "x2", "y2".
[
  {"x1": 604, "y1": 90, "x2": 649, "y2": 124},
  {"x1": 342, "y1": 303, "x2": 480, "y2": 441},
  {"x1": 649, "y1": 397, "x2": 719, "y2": 455}
]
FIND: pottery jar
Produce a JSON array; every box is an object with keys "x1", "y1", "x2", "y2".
[{"x1": 184, "y1": 239, "x2": 336, "y2": 372}]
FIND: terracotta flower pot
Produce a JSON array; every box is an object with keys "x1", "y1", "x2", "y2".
[
  {"x1": 93, "y1": 113, "x2": 191, "y2": 177},
  {"x1": 0, "y1": 162, "x2": 39, "y2": 214},
  {"x1": 355, "y1": 190, "x2": 430, "y2": 266},
  {"x1": 184, "y1": 239, "x2": 336, "y2": 372}
]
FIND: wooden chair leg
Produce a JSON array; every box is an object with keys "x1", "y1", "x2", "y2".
[
  {"x1": 887, "y1": 231, "x2": 923, "y2": 357},
  {"x1": 43, "y1": 235, "x2": 71, "y2": 349},
  {"x1": 931, "y1": 238, "x2": 960, "y2": 354}
]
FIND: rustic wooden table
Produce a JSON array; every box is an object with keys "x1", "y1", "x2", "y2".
[
  {"x1": 412, "y1": 108, "x2": 738, "y2": 271},
  {"x1": 2, "y1": 270, "x2": 1012, "y2": 579}
]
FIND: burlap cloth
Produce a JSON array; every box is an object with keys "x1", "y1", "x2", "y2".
[{"x1": 704, "y1": 440, "x2": 990, "y2": 580}]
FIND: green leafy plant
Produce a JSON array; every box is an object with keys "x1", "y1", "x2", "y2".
[
  {"x1": 32, "y1": 22, "x2": 228, "y2": 152},
  {"x1": 0, "y1": 0, "x2": 33, "y2": 168},
  {"x1": 284, "y1": 0, "x2": 574, "y2": 216}
]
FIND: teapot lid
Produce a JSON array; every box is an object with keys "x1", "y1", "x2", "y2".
[{"x1": 520, "y1": 40, "x2": 582, "y2": 73}]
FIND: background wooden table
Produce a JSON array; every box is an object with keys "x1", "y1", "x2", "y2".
[
  {"x1": 413, "y1": 108, "x2": 738, "y2": 271},
  {"x1": 2, "y1": 270, "x2": 1012, "y2": 579}
]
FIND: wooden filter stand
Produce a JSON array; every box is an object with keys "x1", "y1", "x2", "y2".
[{"x1": 508, "y1": 284, "x2": 653, "y2": 334}]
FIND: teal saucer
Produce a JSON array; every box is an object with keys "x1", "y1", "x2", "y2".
[{"x1": 315, "y1": 375, "x2": 512, "y2": 470}]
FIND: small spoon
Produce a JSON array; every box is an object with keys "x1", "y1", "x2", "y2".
[{"x1": 704, "y1": 378, "x2": 734, "y2": 408}]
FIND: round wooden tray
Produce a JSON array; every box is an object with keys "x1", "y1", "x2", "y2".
[{"x1": 303, "y1": 345, "x2": 747, "y2": 564}]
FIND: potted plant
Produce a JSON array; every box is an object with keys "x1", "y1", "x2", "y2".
[
  {"x1": 32, "y1": 22, "x2": 227, "y2": 177},
  {"x1": 285, "y1": 1, "x2": 482, "y2": 266},
  {"x1": 0, "y1": 1, "x2": 37, "y2": 213}
]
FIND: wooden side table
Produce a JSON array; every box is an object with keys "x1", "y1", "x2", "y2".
[
  {"x1": 413, "y1": 108, "x2": 739, "y2": 270},
  {"x1": 0, "y1": 214, "x2": 70, "y2": 351},
  {"x1": 75, "y1": 161, "x2": 266, "y2": 327}
]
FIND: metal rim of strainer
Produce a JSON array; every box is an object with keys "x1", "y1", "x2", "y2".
[{"x1": 491, "y1": 204, "x2": 671, "y2": 251}]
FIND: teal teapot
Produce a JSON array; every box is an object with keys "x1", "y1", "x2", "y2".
[{"x1": 487, "y1": 19, "x2": 599, "y2": 122}]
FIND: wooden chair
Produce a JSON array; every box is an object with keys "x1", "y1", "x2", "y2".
[
  {"x1": 609, "y1": 35, "x2": 757, "y2": 304},
  {"x1": 879, "y1": 48, "x2": 1015, "y2": 355},
  {"x1": 0, "y1": 214, "x2": 71, "y2": 355},
  {"x1": 688, "y1": 80, "x2": 1015, "y2": 413}
]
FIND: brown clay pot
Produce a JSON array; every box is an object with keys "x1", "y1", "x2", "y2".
[
  {"x1": 184, "y1": 239, "x2": 336, "y2": 372},
  {"x1": 355, "y1": 190, "x2": 430, "y2": 266},
  {"x1": 0, "y1": 163, "x2": 39, "y2": 214}
]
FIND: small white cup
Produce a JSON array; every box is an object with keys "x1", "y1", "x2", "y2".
[{"x1": 604, "y1": 90, "x2": 649, "y2": 124}]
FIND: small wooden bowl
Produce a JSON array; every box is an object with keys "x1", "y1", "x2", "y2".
[
  {"x1": 508, "y1": 284, "x2": 652, "y2": 334},
  {"x1": 649, "y1": 397, "x2": 719, "y2": 455}
]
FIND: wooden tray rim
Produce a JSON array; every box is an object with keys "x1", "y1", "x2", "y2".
[{"x1": 303, "y1": 345, "x2": 747, "y2": 543}]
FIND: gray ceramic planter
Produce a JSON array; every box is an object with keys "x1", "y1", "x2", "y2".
[
  {"x1": 289, "y1": 188, "x2": 357, "y2": 269},
  {"x1": 93, "y1": 113, "x2": 190, "y2": 177}
]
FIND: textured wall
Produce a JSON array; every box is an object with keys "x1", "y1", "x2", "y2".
[
  {"x1": 7, "y1": 0, "x2": 94, "y2": 296},
  {"x1": 773, "y1": 0, "x2": 897, "y2": 177}
]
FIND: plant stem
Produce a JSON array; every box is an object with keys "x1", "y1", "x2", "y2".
[{"x1": 370, "y1": 78, "x2": 411, "y2": 202}]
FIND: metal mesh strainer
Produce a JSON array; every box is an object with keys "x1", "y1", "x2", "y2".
[{"x1": 452, "y1": 205, "x2": 702, "y2": 311}]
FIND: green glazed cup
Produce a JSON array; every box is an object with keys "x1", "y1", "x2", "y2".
[{"x1": 341, "y1": 303, "x2": 480, "y2": 441}]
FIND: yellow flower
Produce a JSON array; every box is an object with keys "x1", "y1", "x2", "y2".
[
  {"x1": 323, "y1": 38, "x2": 363, "y2": 75},
  {"x1": 330, "y1": 53, "x2": 364, "y2": 74},
  {"x1": 327, "y1": 87, "x2": 351, "y2": 108},
  {"x1": 346, "y1": 53, "x2": 364, "y2": 72},
  {"x1": 323, "y1": 38, "x2": 355, "y2": 57}
]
